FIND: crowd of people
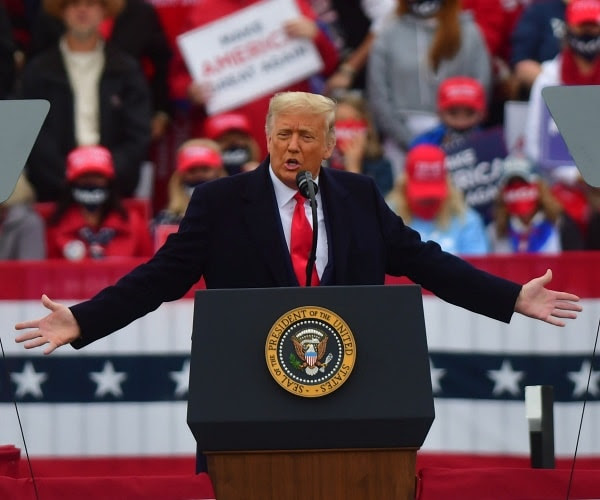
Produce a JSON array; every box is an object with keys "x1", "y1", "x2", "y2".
[{"x1": 1, "y1": 0, "x2": 600, "y2": 261}]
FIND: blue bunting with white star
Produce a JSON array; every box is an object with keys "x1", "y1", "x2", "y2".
[{"x1": 1, "y1": 353, "x2": 598, "y2": 403}]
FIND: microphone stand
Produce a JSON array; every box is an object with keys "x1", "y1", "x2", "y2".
[{"x1": 305, "y1": 177, "x2": 318, "y2": 287}]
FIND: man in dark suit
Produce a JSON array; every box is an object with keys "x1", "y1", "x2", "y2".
[
  {"x1": 20, "y1": 0, "x2": 151, "y2": 202},
  {"x1": 15, "y1": 92, "x2": 581, "y2": 353}
]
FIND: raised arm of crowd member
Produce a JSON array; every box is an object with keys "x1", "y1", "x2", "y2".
[
  {"x1": 14, "y1": 92, "x2": 581, "y2": 355},
  {"x1": 322, "y1": 0, "x2": 395, "y2": 94},
  {"x1": 184, "y1": 0, "x2": 339, "y2": 110},
  {"x1": 20, "y1": 0, "x2": 152, "y2": 202},
  {"x1": 510, "y1": 0, "x2": 567, "y2": 95},
  {"x1": 173, "y1": 0, "x2": 339, "y2": 156}
]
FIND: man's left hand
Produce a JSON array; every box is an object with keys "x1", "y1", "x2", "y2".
[{"x1": 515, "y1": 269, "x2": 582, "y2": 326}]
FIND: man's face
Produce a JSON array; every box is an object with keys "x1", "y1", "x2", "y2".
[
  {"x1": 267, "y1": 111, "x2": 334, "y2": 189},
  {"x1": 63, "y1": 0, "x2": 105, "y2": 40}
]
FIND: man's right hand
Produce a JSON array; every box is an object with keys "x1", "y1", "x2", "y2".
[{"x1": 14, "y1": 294, "x2": 81, "y2": 355}]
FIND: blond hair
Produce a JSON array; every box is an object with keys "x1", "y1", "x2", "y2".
[
  {"x1": 386, "y1": 174, "x2": 468, "y2": 230},
  {"x1": 166, "y1": 138, "x2": 223, "y2": 217},
  {"x1": 265, "y1": 92, "x2": 336, "y2": 147}
]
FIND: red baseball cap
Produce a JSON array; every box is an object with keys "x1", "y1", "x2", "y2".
[
  {"x1": 438, "y1": 76, "x2": 486, "y2": 112},
  {"x1": 177, "y1": 145, "x2": 223, "y2": 172},
  {"x1": 204, "y1": 113, "x2": 252, "y2": 140},
  {"x1": 405, "y1": 145, "x2": 448, "y2": 201},
  {"x1": 566, "y1": 0, "x2": 600, "y2": 26},
  {"x1": 66, "y1": 145, "x2": 115, "y2": 182}
]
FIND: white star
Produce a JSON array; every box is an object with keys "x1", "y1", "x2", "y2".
[
  {"x1": 487, "y1": 360, "x2": 524, "y2": 396},
  {"x1": 10, "y1": 361, "x2": 47, "y2": 398},
  {"x1": 90, "y1": 361, "x2": 127, "y2": 398},
  {"x1": 170, "y1": 360, "x2": 190, "y2": 397},
  {"x1": 567, "y1": 360, "x2": 600, "y2": 397},
  {"x1": 429, "y1": 358, "x2": 446, "y2": 394}
]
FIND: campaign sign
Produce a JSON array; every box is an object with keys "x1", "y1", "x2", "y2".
[
  {"x1": 177, "y1": 0, "x2": 324, "y2": 115},
  {"x1": 443, "y1": 127, "x2": 507, "y2": 225},
  {"x1": 538, "y1": 104, "x2": 574, "y2": 172},
  {"x1": 503, "y1": 100, "x2": 528, "y2": 155}
]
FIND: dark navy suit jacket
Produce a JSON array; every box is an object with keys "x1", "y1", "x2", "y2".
[{"x1": 71, "y1": 157, "x2": 521, "y2": 348}]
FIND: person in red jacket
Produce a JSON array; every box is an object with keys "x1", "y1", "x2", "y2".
[{"x1": 47, "y1": 145, "x2": 153, "y2": 260}]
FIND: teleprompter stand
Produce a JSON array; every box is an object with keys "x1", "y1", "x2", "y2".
[{"x1": 188, "y1": 285, "x2": 434, "y2": 499}]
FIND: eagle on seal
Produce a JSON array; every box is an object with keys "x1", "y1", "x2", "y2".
[{"x1": 292, "y1": 333, "x2": 328, "y2": 368}]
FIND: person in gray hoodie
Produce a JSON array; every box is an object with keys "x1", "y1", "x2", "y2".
[
  {"x1": 0, "y1": 174, "x2": 47, "y2": 260},
  {"x1": 367, "y1": 0, "x2": 492, "y2": 176}
]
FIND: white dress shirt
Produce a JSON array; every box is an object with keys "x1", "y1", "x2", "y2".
[{"x1": 269, "y1": 166, "x2": 329, "y2": 279}]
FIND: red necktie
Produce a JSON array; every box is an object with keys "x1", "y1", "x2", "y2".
[{"x1": 291, "y1": 192, "x2": 319, "y2": 286}]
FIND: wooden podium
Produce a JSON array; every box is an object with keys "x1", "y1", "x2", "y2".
[
  {"x1": 188, "y1": 285, "x2": 434, "y2": 500},
  {"x1": 205, "y1": 449, "x2": 417, "y2": 499}
]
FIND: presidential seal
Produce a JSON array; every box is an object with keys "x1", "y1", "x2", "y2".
[{"x1": 265, "y1": 306, "x2": 356, "y2": 397}]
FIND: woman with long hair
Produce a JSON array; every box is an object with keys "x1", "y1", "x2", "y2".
[
  {"x1": 487, "y1": 156, "x2": 584, "y2": 254},
  {"x1": 367, "y1": 0, "x2": 492, "y2": 176},
  {"x1": 153, "y1": 138, "x2": 226, "y2": 250}
]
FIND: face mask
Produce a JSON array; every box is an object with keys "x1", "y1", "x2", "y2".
[
  {"x1": 566, "y1": 31, "x2": 600, "y2": 62},
  {"x1": 408, "y1": 0, "x2": 443, "y2": 18},
  {"x1": 502, "y1": 182, "x2": 539, "y2": 217},
  {"x1": 443, "y1": 128, "x2": 472, "y2": 147},
  {"x1": 222, "y1": 145, "x2": 251, "y2": 175},
  {"x1": 334, "y1": 119, "x2": 368, "y2": 151},
  {"x1": 408, "y1": 197, "x2": 443, "y2": 220},
  {"x1": 72, "y1": 186, "x2": 109, "y2": 212}
]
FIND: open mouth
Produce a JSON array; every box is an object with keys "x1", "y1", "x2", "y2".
[{"x1": 284, "y1": 158, "x2": 301, "y2": 170}]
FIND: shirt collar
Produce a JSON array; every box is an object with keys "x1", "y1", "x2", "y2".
[
  {"x1": 269, "y1": 164, "x2": 320, "y2": 208},
  {"x1": 59, "y1": 36, "x2": 105, "y2": 57}
]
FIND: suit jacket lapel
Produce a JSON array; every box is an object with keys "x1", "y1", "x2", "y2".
[
  {"x1": 241, "y1": 158, "x2": 295, "y2": 286},
  {"x1": 319, "y1": 167, "x2": 351, "y2": 284}
]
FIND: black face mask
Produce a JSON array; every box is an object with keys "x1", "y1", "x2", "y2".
[
  {"x1": 408, "y1": 0, "x2": 443, "y2": 18},
  {"x1": 221, "y1": 145, "x2": 252, "y2": 176},
  {"x1": 72, "y1": 186, "x2": 109, "y2": 212},
  {"x1": 567, "y1": 31, "x2": 600, "y2": 62}
]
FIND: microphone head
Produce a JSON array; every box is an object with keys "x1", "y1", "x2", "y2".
[{"x1": 295, "y1": 170, "x2": 318, "y2": 198}]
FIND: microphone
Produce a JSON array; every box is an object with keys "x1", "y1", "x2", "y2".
[
  {"x1": 295, "y1": 171, "x2": 318, "y2": 287},
  {"x1": 296, "y1": 170, "x2": 318, "y2": 199}
]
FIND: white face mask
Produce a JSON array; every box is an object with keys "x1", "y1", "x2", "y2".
[
  {"x1": 408, "y1": 0, "x2": 443, "y2": 18},
  {"x1": 72, "y1": 186, "x2": 109, "y2": 211},
  {"x1": 566, "y1": 31, "x2": 600, "y2": 62}
]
